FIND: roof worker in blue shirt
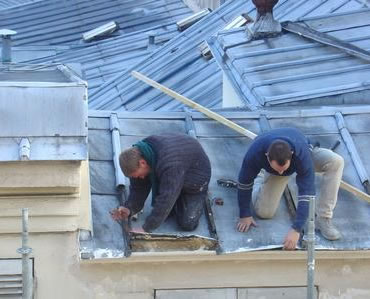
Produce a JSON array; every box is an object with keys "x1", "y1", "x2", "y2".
[{"x1": 237, "y1": 127, "x2": 344, "y2": 250}]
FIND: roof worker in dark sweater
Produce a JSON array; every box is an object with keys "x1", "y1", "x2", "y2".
[
  {"x1": 111, "y1": 134, "x2": 211, "y2": 233},
  {"x1": 237, "y1": 127, "x2": 344, "y2": 250}
]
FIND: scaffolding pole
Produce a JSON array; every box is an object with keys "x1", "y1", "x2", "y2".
[
  {"x1": 17, "y1": 208, "x2": 33, "y2": 299},
  {"x1": 306, "y1": 196, "x2": 316, "y2": 299}
]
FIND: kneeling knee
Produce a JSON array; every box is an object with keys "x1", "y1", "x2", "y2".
[
  {"x1": 179, "y1": 219, "x2": 199, "y2": 231},
  {"x1": 255, "y1": 209, "x2": 275, "y2": 219},
  {"x1": 330, "y1": 155, "x2": 344, "y2": 172}
]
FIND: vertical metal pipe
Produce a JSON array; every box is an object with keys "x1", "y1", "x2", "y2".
[
  {"x1": 307, "y1": 196, "x2": 316, "y2": 299},
  {"x1": 0, "y1": 29, "x2": 17, "y2": 63},
  {"x1": 2, "y1": 35, "x2": 11, "y2": 63},
  {"x1": 17, "y1": 208, "x2": 33, "y2": 299}
]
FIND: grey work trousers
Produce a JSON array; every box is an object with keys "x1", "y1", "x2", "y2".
[{"x1": 252, "y1": 147, "x2": 344, "y2": 219}]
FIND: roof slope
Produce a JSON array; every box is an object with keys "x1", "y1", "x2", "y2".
[
  {"x1": 208, "y1": 9, "x2": 370, "y2": 110},
  {"x1": 89, "y1": 0, "x2": 370, "y2": 111},
  {"x1": 27, "y1": 23, "x2": 186, "y2": 94},
  {"x1": 0, "y1": 0, "x2": 191, "y2": 46},
  {"x1": 0, "y1": 0, "x2": 42, "y2": 10},
  {"x1": 88, "y1": 106, "x2": 370, "y2": 258}
]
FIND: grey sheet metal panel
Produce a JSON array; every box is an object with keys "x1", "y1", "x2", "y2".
[
  {"x1": 0, "y1": 0, "x2": 192, "y2": 46},
  {"x1": 208, "y1": 9, "x2": 370, "y2": 109},
  {"x1": 89, "y1": 160, "x2": 118, "y2": 196},
  {"x1": 0, "y1": 64, "x2": 87, "y2": 138},
  {"x1": 91, "y1": 194, "x2": 125, "y2": 250},
  {"x1": 88, "y1": 129, "x2": 113, "y2": 161},
  {"x1": 89, "y1": 0, "x2": 370, "y2": 112}
]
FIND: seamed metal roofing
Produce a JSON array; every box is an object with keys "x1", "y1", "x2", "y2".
[
  {"x1": 0, "y1": 0, "x2": 192, "y2": 46},
  {"x1": 208, "y1": 9, "x2": 370, "y2": 110},
  {"x1": 87, "y1": 106, "x2": 370, "y2": 258},
  {"x1": 88, "y1": 0, "x2": 370, "y2": 112}
]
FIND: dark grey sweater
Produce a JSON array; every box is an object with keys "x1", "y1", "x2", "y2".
[{"x1": 125, "y1": 134, "x2": 211, "y2": 232}]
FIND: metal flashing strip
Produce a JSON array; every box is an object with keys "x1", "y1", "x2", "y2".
[
  {"x1": 281, "y1": 21, "x2": 370, "y2": 63},
  {"x1": 250, "y1": 64, "x2": 370, "y2": 89},
  {"x1": 263, "y1": 81, "x2": 370, "y2": 105},
  {"x1": 335, "y1": 112, "x2": 370, "y2": 194},
  {"x1": 232, "y1": 34, "x2": 370, "y2": 60},
  {"x1": 57, "y1": 64, "x2": 87, "y2": 86}
]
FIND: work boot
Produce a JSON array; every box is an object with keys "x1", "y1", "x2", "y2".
[{"x1": 316, "y1": 217, "x2": 341, "y2": 241}]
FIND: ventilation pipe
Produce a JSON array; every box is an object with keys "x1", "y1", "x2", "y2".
[{"x1": 0, "y1": 29, "x2": 17, "y2": 63}]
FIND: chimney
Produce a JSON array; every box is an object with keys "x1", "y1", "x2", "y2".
[
  {"x1": 250, "y1": 0, "x2": 281, "y2": 39},
  {"x1": 0, "y1": 29, "x2": 17, "y2": 63}
]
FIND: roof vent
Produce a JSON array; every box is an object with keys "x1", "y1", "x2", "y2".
[
  {"x1": 0, "y1": 29, "x2": 17, "y2": 63},
  {"x1": 177, "y1": 8, "x2": 212, "y2": 32},
  {"x1": 224, "y1": 14, "x2": 254, "y2": 30},
  {"x1": 82, "y1": 21, "x2": 119, "y2": 42},
  {"x1": 147, "y1": 31, "x2": 157, "y2": 49},
  {"x1": 199, "y1": 41, "x2": 213, "y2": 60}
]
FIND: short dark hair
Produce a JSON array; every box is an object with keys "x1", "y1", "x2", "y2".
[
  {"x1": 267, "y1": 140, "x2": 292, "y2": 166},
  {"x1": 119, "y1": 147, "x2": 142, "y2": 176}
]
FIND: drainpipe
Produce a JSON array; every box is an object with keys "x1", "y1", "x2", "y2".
[
  {"x1": 17, "y1": 208, "x2": 33, "y2": 299},
  {"x1": 0, "y1": 29, "x2": 17, "y2": 63}
]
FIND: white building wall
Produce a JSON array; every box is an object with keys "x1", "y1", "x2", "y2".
[{"x1": 223, "y1": 72, "x2": 244, "y2": 107}]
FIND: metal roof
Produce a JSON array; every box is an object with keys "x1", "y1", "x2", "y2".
[
  {"x1": 208, "y1": 9, "x2": 370, "y2": 110},
  {"x1": 0, "y1": 0, "x2": 192, "y2": 46},
  {"x1": 87, "y1": 106, "x2": 370, "y2": 258},
  {"x1": 0, "y1": 0, "x2": 42, "y2": 10},
  {"x1": 25, "y1": 22, "x2": 189, "y2": 95},
  {"x1": 89, "y1": 0, "x2": 370, "y2": 112}
]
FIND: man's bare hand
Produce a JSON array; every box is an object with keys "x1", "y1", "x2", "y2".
[
  {"x1": 237, "y1": 216, "x2": 257, "y2": 232},
  {"x1": 110, "y1": 206, "x2": 130, "y2": 221},
  {"x1": 283, "y1": 229, "x2": 300, "y2": 250}
]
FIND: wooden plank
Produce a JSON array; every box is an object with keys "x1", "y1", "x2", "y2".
[{"x1": 131, "y1": 71, "x2": 257, "y2": 140}]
